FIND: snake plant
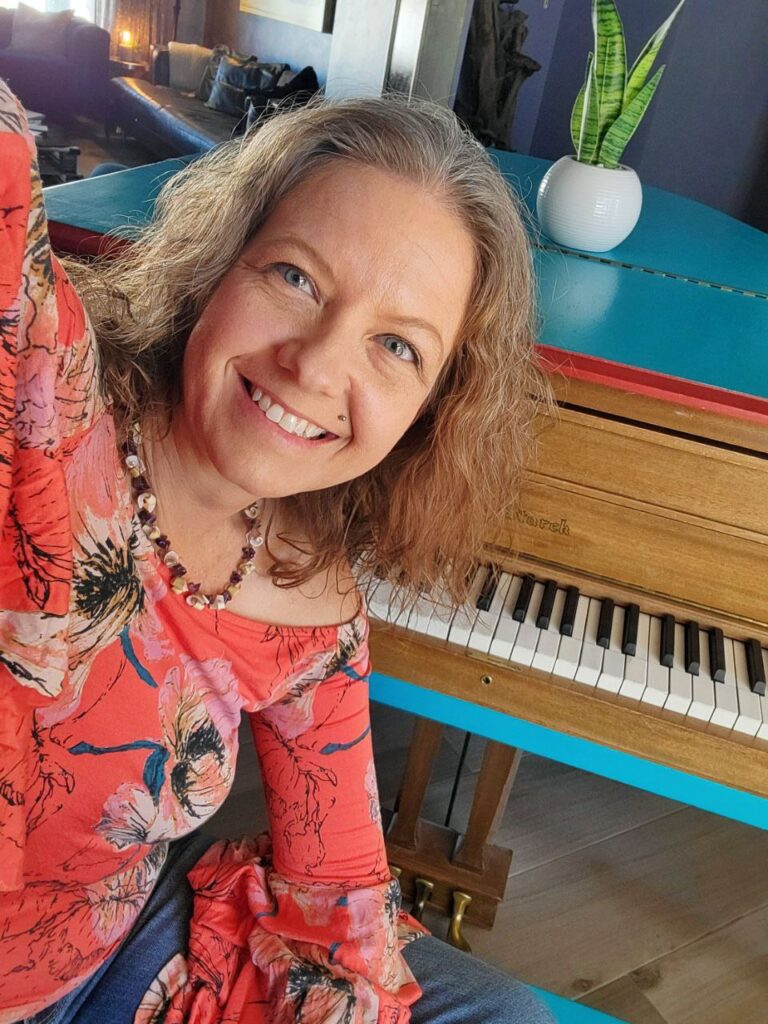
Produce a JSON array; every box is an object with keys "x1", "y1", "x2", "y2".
[{"x1": 570, "y1": 0, "x2": 685, "y2": 169}]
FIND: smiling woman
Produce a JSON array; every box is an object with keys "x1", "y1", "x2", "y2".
[
  {"x1": 0, "y1": 81, "x2": 554, "y2": 1024},
  {"x1": 67, "y1": 94, "x2": 549, "y2": 610}
]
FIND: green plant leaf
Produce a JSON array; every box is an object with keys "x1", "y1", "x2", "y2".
[
  {"x1": 626, "y1": 0, "x2": 684, "y2": 105},
  {"x1": 592, "y1": 0, "x2": 626, "y2": 141},
  {"x1": 571, "y1": 52, "x2": 591, "y2": 155},
  {"x1": 578, "y1": 54, "x2": 602, "y2": 163},
  {"x1": 570, "y1": 82, "x2": 585, "y2": 155},
  {"x1": 598, "y1": 65, "x2": 664, "y2": 168}
]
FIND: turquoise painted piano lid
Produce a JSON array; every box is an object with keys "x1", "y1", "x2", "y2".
[{"x1": 43, "y1": 150, "x2": 768, "y2": 402}]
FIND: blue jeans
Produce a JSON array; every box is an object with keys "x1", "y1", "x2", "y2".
[{"x1": 22, "y1": 834, "x2": 554, "y2": 1024}]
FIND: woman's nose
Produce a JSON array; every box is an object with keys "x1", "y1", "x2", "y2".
[{"x1": 275, "y1": 322, "x2": 352, "y2": 397}]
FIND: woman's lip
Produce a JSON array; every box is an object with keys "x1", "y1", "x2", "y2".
[
  {"x1": 239, "y1": 376, "x2": 341, "y2": 445},
  {"x1": 240, "y1": 376, "x2": 340, "y2": 439}
]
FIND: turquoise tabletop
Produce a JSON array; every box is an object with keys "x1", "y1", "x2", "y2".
[{"x1": 490, "y1": 150, "x2": 768, "y2": 297}]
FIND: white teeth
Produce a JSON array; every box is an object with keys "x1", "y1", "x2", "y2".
[{"x1": 250, "y1": 386, "x2": 327, "y2": 438}]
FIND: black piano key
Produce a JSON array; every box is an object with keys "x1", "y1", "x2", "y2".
[
  {"x1": 684, "y1": 621, "x2": 700, "y2": 675},
  {"x1": 622, "y1": 603, "x2": 640, "y2": 656},
  {"x1": 536, "y1": 579, "x2": 558, "y2": 629},
  {"x1": 745, "y1": 639, "x2": 766, "y2": 696},
  {"x1": 596, "y1": 598, "x2": 614, "y2": 649},
  {"x1": 709, "y1": 627, "x2": 726, "y2": 683},
  {"x1": 660, "y1": 614, "x2": 675, "y2": 668},
  {"x1": 559, "y1": 585, "x2": 580, "y2": 637},
  {"x1": 476, "y1": 566, "x2": 498, "y2": 612},
  {"x1": 512, "y1": 574, "x2": 535, "y2": 622}
]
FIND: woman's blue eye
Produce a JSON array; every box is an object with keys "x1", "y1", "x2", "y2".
[
  {"x1": 381, "y1": 335, "x2": 418, "y2": 364},
  {"x1": 277, "y1": 263, "x2": 313, "y2": 295}
]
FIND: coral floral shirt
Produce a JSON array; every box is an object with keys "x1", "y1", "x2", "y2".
[{"x1": 0, "y1": 84, "x2": 423, "y2": 1023}]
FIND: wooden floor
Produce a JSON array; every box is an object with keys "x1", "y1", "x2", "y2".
[{"x1": 203, "y1": 703, "x2": 768, "y2": 1024}]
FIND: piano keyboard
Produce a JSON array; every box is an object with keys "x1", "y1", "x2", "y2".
[{"x1": 367, "y1": 568, "x2": 768, "y2": 740}]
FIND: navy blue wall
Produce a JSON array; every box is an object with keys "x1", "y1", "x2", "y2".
[{"x1": 517, "y1": 0, "x2": 768, "y2": 228}]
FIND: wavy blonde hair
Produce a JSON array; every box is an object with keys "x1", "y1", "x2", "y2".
[{"x1": 66, "y1": 94, "x2": 551, "y2": 605}]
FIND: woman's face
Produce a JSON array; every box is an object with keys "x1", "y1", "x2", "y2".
[{"x1": 178, "y1": 162, "x2": 476, "y2": 501}]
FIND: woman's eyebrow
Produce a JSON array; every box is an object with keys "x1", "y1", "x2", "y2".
[{"x1": 259, "y1": 234, "x2": 334, "y2": 279}]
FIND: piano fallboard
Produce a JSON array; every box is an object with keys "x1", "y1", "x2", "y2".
[{"x1": 497, "y1": 397, "x2": 768, "y2": 639}]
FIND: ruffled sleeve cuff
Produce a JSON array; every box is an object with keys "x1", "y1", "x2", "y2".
[{"x1": 146, "y1": 835, "x2": 428, "y2": 1024}]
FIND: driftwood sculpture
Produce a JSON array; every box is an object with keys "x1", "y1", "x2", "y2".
[{"x1": 455, "y1": 0, "x2": 541, "y2": 150}]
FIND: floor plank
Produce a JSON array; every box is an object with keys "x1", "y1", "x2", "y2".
[
  {"x1": 632, "y1": 904, "x2": 768, "y2": 1024},
  {"x1": 581, "y1": 976, "x2": 669, "y2": 1023},
  {"x1": 462, "y1": 807, "x2": 768, "y2": 999}
]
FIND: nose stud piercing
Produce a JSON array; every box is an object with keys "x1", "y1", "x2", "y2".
[{"x1": 338, "y1": 414, "x2": 347, "y2": 422}]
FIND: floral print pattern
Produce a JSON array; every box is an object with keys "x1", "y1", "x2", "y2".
[{"x1": 0, "y1": 84, "x2": 424, "y2": 1024}]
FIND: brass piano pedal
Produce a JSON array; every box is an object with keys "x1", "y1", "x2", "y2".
[
  {"x1": 411, "y1": 877, "x2": 435, "y2": 922},
  {"x1": 390, "y1": 864, "x2": 402, "y2": 880},
  {"x1": 447, "y1": 890, "x2": 472, "y2": 952}
]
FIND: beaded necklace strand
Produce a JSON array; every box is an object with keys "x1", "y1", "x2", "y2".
[{"x1": 122, "y1": 423, "x2": 263, "y2": 610}]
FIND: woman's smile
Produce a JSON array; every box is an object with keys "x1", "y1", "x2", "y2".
[{"x1": 238, "y1": 374, "x2": 343, "y2": 446}]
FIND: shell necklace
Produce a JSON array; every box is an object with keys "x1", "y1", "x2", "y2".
[{"x1": 122, "y1": 423, "x2": 263, "y2": 611}]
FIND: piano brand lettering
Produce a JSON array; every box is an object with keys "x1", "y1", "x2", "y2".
[{"x1": 517, "y1": 509, "x2": 570, "y2": 535}]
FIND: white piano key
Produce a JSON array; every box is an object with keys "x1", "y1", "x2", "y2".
[
  {"x1": 447, "y1": 567, "x2": 487, "y2": 647},
  {"x1": 507, "y1": 582, "x2": 545, "y2": 667},
  {"x1": 665, "y1": 623, "x2": 693, "y2": 715},
  {"x1": 367, "y1": 578, "x2": 394, "y2": 622},
  {"x1": 596, "y1": 604, "x2": 625, "y2": 693},
  {"x1": 711, "y1": 638, "x2": 739, "y2": 728},
  {"x1": 553, "y1": 594, "x2": 589, "y2": 680},
  {"x1": 574, "y1": 598, "x2": 604, "y2": 686},
  {"x1": 408, "y1": 589, "x2": 439, "y2": 634},
  {"x1": 688, "y1": 633, "x2": 715, "y2": 722},
  {"x1": 733, "y1": 639, "x2": 762, "y2": 737},
  {"x1": 532, "y1": 588, "x2": 567, "y2": 673},
  {"x1": 642, "y1": 617, "x2": 670, "y2": 707},
  {"x1": 509, "y1": 622, "x2": 541, "y2": 668},
  {"x1": 489, "y1": 575, "x2": 523, "y2": 659},
  {"x1": 532, "y1": 628, "x2": 560, "y2": 673},
  {"x1": 620, "y1": 612, "x2": 650, "y2": 700},
  {"x1": 424, "y1": 585, "x2": 456, "y2": 640},
  {"x1": 467, "y1": 573, "x2": 512, "y2": 654}
]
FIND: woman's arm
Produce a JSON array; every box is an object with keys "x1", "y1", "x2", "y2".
[
  {"x1": 249, "y1": 630, "x2": 389, "y2": 887},
  {"x1": 0, "y1": 81, "x2": 99, "y2": 891}
]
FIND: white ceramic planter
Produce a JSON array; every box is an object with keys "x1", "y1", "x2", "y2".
[{"x1": 536, "y1": 155, "x2": 643, "y2": 252}]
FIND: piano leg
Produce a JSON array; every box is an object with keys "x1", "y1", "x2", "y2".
[
  {"x1": 387, "y1": 716, "x2": 444, "y2": 848},
  {"x1": 385, "y1": 717, "x2": 516, "y2": 929},
  {"x1": 452, "y1": 741, "x2": 522, "y2": 872}
]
